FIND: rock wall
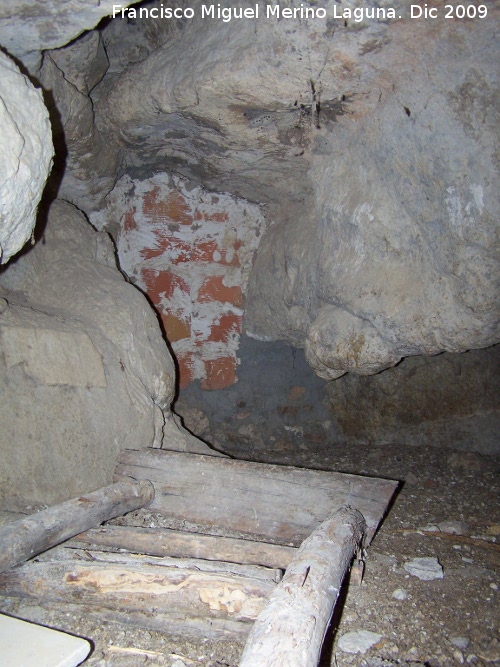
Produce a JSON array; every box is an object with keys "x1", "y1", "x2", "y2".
[
  {"x1": 54, "y1": 1, "x2": 497, "y2": 381},
  {"x1": 93, "y1": 174, "x2": 266, "y2": 389},
  {"x1": 324, "y1": 346, "x2": 500, "y2": 455},
  {"x1": 245, "y1": 10, "x2": 500, "y2": 378},
  {"x1": 0, "y1": 0, "x2": 498, "y2": 471},
  {"x1": 0, "y1": 200, "x2": 213, "y2": 510},
  {"x1": 38, "y1": 31, "x2": 119, "y2": 212},
  {"x1": 0, "y1": 0, "x2": 137, "y2": 71}
]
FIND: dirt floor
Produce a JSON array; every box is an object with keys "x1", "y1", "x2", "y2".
[{"x1": 0, "y1": 440, "x2": 498, "y2": 667}]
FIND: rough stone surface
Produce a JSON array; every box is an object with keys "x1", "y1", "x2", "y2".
[
  {"x1": 0, "y1": 51, "x2": 53, "y2": 265},
  {"x1": 324, "y1": 346, "x2": 500, "y2": 454},
  {"x1": 246, "y1": 12, "x2": 499, "y2": 377},
  {"x1": 337, "y1": 630, "x2": 383, "y2": 654},
  {"x1": 0, "y1": 199, "x2": 213, "y2": 510},
  {"x1": 81, "y1": 2, "x2": 499, "y2": 379},
  {"x1": 0, "y1": 0, "x2": 136, "y2": 71},
  {"x1": 404, "y1": 557, "x2": 444, "y2": 581},
  {"x1": 94, "y1": 2, "x2": 319, "y2": 206},
  {"x1": 39, "y1": 37, "x2": 119, "y2": 212},
  {"x1": 174, "y1": 335, "x2": 336, "y2": 461}
]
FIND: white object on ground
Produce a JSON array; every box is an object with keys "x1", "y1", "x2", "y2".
[
  {"x1": 404, "y1": 557, "x2": 444, "y2": 581},
  {"x1": 337, "y1": 629, "x2": 383, "y2": 654},
  {"x1": 0, "y1": 613, "x2": 91, "y2": 667}
]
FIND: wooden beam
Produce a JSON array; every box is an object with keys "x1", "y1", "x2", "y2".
[
  {"x1": 71, "y1": 525, "x2": 297, "y2": 570},
  {"x1": 0, "y1": 548, "x2": 278, "y2": 641},
  {"x1": 114, "y1": 449, "x2": 398, "y2": 546},
  {"x1": 239, "y1": 507, "x2": 366, "y2": 667},
  {"x1": 0, "y1": 479, "x2": 154, "y2": 573}
]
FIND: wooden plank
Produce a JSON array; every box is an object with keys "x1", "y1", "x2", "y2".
[
  {"x1": 38, "y1": 546, "x2": 283, "y2": 583},
  {"x1": 114, "y1": 449, "x2": 398, "y2": 546},
  {"x1": 0, "y1": 549, "x2": 277, "y2": 642},
  {"x1": 0, "y1": 479, "x2": 154, "y2": 574},
  {"x1": 71, "y1": 525, "x2": 297, "y2": 570},
  {"x1": 240, "y1": 507, "x2": 365, "y2": 667}
]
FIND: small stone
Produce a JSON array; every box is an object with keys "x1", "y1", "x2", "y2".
[
  {"x1": 438, "y1": 520, "x2": 469, "y2": 535},
  {"x1": 370, "y1": 552, "x2": 397, "y2": 570},
  {"x1": 421, "y1": 524, "x2": 440, "y2": 532},
  {"x1": 451, "y1": 637, "x2": 470, "y2": 650},
  {"x1": 0, "y1": 297, "x2": 8, "y2": 314},
  {"x1": 392, "y1": 588, "x2": 408, "y2": 600},
  {"x1": 385, "y1": 643, "x2": 399, "y2": 655},
  {"x1": 337, "y1": 630, "x2": 383, "y2": 654},
  {"x1": 490, "y1": 582, "x2": 498, "y2": 590},
  {"x1": 405, "y1": 471, "x2": 419, "y2": 485},
  {"x1": 453, "y1": 649, "x2": 465, "y2": 663},
  {"x1": 405, "y1": 646, "x2": 421, "y2": 660},
  {"x1": 404, "y1": 557, "x2": 444, "y2": 581}
]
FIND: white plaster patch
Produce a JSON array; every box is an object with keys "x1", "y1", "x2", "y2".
[{"x1": 94, "y1": 173, "x2": 266, "y2": 386}]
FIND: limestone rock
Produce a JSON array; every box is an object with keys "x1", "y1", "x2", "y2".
[
  {"x1": 94, "y1": 0, "x2": 325, "y2": 205},
  {"x1": 39, "y1": 43, "x2": 118, "y2": 211},
  {"x1": 324, "y1": 347, "x2": 500, "y2": 454},
  {"x1": 0, "y1": 0, "x2": 136, "y2": 71},
  {"x1": 404, "y1": 557, "x2": 444, "y2": 581},
  {"x1": 337, "y1": 630, "x2": 383, "y2": 654},
  {"x1": 3, "y1": 0, "x2": 498, "y2": 380},
  {"x1": 304, "y1": 306, "x2": 401, "y2": 380},
  {"x1": 0, "y1": 327, "x2": 107, "y2": 387},
  {"x1": 0, "y1": 200, "x2": 214, "y2": 510},
  {"x1": 0, "y1": 51, "x2": 53, "y2": 265},
  {"x1": 48, "y1": 31, "x2": 109, "y2": 96},
  {"x1": 246, "y1": 13, "x2": 499, "y2": 376}
]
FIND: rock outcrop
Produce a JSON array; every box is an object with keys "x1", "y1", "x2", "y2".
[
  {"x1": 39, "y1": 32, "x2": 120, "y2": 212},
  {"x1": 0, "y1": 200, "x2": 213, "y2": 510},
  {"x1": 0, "y1": 51, "x2": 53, "y2": 265},
  {"x1": 325, "y1": 346, "x2": 500, "y2": 455},
  {"x1": 0, "y1": 0, "x2": 136, "y2": 71},
  {"x1": 58, "y1": 1, "x2": 498, "y2": 379},
  {"x1": 1, "y1": 0, "x2": 498, "y2": 389},
  {"x1": 245, "y1": 10, "x2": 499, "y2": 377}
]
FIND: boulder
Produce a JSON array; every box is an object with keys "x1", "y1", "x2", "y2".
[
  {"x1": 0, "y1": 200, "x2": 213, "y2": 510},
  {"x1": 0, "y1": 51, "x2": 53, "y2": 265}
]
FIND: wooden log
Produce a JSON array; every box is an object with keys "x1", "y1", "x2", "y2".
[
  {"x1": 0, "y1": 479, "x2": 154, "y2": 574},
  {"x1": 114, "y1": 449, "x2": 398, "y2": 546},
  {"x1": 37, "y1": 545, "x2": 283, "y2": 583},
  {"x1": 0, "y1": 548, "x2": 277, "y2": 641},
  {"x1": 70, "y1": 525, "x2": 297, "y2": 570},
  {"x1": 239, "y1": 507, "x2": 366, "y2": 667}
]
